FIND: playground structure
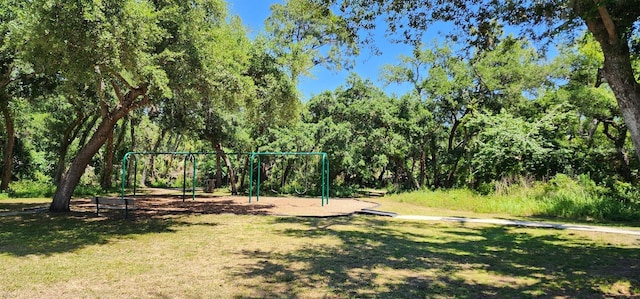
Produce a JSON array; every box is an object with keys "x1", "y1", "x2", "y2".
[
  {"x1": 119, "y1": 151, "x2": 330, "y2": 205},
  {"x1": 248, "y1": 152, "x2": 329, "y2": 206}
]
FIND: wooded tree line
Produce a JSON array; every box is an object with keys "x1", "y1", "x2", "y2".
[{"x1": 1, "y1": 0, "x2": 639, "y2": 211}]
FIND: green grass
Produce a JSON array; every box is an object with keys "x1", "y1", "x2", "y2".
[
  {"x1": 1, "y1": 202, "x2": 640, "y2": 298},
  {"x1": 0, "y1": 198, "x2": 51, "y2": 214},
  {"x1": 379, "y1": 179, "x2": 640, "y2": 225},
  {"x1": 384, "y1": 189, "x2": 543, "y2": 216},
  {"x1": 7, "y1": 181, "x2": 106, "y2": 198}
]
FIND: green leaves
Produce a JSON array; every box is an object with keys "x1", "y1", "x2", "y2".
[
  {"x1": 469, "y1": 111, "x2": 553, "y2": 183},
  {"x1": 306, "y1": 74, "x2": 408, "y2": 187},
  {"x1": 265, "y1": 0, "x2": 359, "y2": 81}
]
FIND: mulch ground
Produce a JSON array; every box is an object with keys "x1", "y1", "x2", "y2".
[{"x1": 72, "y1": 191, "x2": 379, "y2": 219}]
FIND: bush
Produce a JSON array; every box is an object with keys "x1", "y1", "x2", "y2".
[
  {"x1": 8, "y1": 180, "x2": 55, "y2": 198},
  {"x1": 7, "y1": 180, "x2": 109, "y2": 199},
  {"x1": 379, "y1": 175, "x2": 640, "y2": 223},
  {"x1": 535, "y1": 174, "x2": 640, "y2": 221},
  {"x1": 72, "y1": 184, "x2": 105, "y2": 197}
]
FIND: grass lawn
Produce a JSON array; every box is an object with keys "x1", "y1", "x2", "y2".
[
  {"x1": 0, "y1": 198, "x2": 51, "y2": 214},
  {"x1": 1, "y1": 198, "x2": 639, "y2": 298}
]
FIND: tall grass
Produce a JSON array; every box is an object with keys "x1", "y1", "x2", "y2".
[
  {"x1": 385, "y1": 188, "x2": 542, "y2": 216},
  {"x1": 385, "y1": 174, "x2": 640, "y2": 222},
  {"x1": 535, "y1": 174, "x2": 640, "y2": 221},
  {"x1": 7, "y1": 181, "x2": 56, "y2": 198},
  {"x1": 7, "y1": 180, "x2": 105, "y2": 198}
]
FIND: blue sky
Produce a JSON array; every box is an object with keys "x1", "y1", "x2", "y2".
[
  {"x1": 226, "y1": 0, "x2": 420, "y2": 100},
  {"x1": 226, "y1": 1, "x2": 563, "y2": 101}
]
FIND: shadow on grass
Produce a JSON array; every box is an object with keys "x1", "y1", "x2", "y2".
[
  {"x1": 238, "y1": 217, "x2": 640, "y2": 298},
  {"x1": 0, "y1": 202, "x2": 49, "y2": 214},
  {"x1": 0, "y1": 212, "x2": 179, "y2": 256}
]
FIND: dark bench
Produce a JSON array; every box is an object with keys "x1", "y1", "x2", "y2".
[{"x1": 91, "y1": 197, "x2": 135, "y2": 218}]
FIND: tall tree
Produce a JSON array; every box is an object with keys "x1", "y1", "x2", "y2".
[
  {"x1": 17, "y1": 0, "x2": 159, "y2": 211},
  {"x1": 15, "y1": 0, "x2": 247, "y2": 211},
  {"x1": 265, "y1": 0, "x2": 360, "y2": 82},
  {"x1": 554, "y1": 33, "x2": 637, "y2": 182},
  {"x1": 317, "y1": 0, "x2": 640, "y2": 162},
  {"x1": 245, "y1": 39, "x2": 300, "y2": 146},
  {"x1": 382, "y1": 38, "x2": 550, "y2": 187},
  {"x1": 1, "y1": 0, "x2": 55, "y2": 190},
  {"x1": 0, "y1": 0, "x2": 20, "y2": 191},
  {"x1": 307, "y1": 74, "x2": 406, "y2": 188}
]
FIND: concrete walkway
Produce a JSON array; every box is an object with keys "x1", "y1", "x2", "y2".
[{"x1": 395, "y1": 215, "x2": 640, "y2": 236}]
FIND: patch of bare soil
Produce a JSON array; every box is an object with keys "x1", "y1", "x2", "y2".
[{"x1": 72, "y1": 192, "x2": 378, "y2": 219}]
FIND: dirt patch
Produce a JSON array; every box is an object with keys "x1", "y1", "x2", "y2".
[{"x1": 72, "y1": 192, "x2": 378, "y2": 218}]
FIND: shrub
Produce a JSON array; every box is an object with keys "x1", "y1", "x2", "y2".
[
  {"x1": 535, "y1": 174, "x2": 640, "y2": 221},
  {"x1": 8, "y1": 180, "x2": 55, "y2": 198}
]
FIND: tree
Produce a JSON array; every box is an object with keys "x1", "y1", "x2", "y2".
[
  {"x1": 0, "y1": 0, "x2": 22, "y2": 191},
  {"x1": 15, "y1": 0, "x2": 247, "y2": 211},
  {"x1": 317, "y1": 0, "x2": 640, "y2": 163},
  {"x1": 306, "y1": 74, "x2": 408, "y2": 189},
  {"x1": 265, "y1": 0, "x2": 359, "y2": 82},
  {"x1": 467, "y1": 108, "x2": 572, "y2": 185},
  {"x1": 15, "y1": 0, "x2": 159, "y2": 211},
  {"x1": 382, "y1": 38, "x2": 551, "y2": 187},
  {"x1": 553, "y1": 33, "x2": 637, "y2": 182},
  {"x1": 1, "y1": 0, "x2": 56, "y2": 190}
]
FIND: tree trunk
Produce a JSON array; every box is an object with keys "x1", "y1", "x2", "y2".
[
  {"x1": 601, "y1": 50, "x2": 640, "y2": 163},
  {"x1": 419, "y1": 145, "x2": 427, "y2": 188},
  {"x1": 124, "y1": 116, "x2": 135, "y2": 187},
  {"x1": 100, "y1": 127, "x2": 115, "y2": 189},
  {"x1": 53, "y1": 110, "x2": 85, "y2": 186},
  {"x1": 377, "y1": 167, "x2": 386, "y2": 187},
  {"x1": 115, "y1": 119, "x2": 127, "y2": 183},
  {"x1": 282, "y1": 159, "x2": 292, "y2": 189},
  {"x1": 410, "y1": 157, "x2": 420, "y2": 189},
  {"x1": 104, "y1": 116, "x2": 128, "y2": 188},
  {"x1": 214, "y1": 142, "x2": 238, "y2": 195},
  {"x1": 239, "y1": 154, "x2": 249, "y2": 191},
  {"x1": 584, "y1": 7, "x2": 640, "y2": 164},
  {"x1": 430, "y1": 136, "x2": 440, "y2": 188},
  {"x1": 141, "y1": 129, "x2": 166, "y2": 186},
  {"x1": 50, "y1": 82, "x2": 148, "y2": 212},
  {"x1": 0, "y1": 99, "x2": 14, "y2": 191},
  {"x1": 51, "y1": 116, "x2": 122, "y2": 211},
  {"x1": 216, "y1": 152, "x2": 222, "y2": 188},
  {"x1": 603, "y1": 122, "x2": 633, "y2": 182}
]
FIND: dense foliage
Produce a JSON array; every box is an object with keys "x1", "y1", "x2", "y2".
[{"x1": 0, "y1": 0, "x2": 639, "y2": 219}]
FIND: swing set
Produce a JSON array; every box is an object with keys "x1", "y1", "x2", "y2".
[
  {"x1": 120, "y1": 151, "x2": 330, "y2": 205},
  {"x1": 248, "y1": 152, "x2": 330, "y2": 206}
]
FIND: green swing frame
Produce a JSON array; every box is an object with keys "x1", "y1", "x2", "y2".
[{"x1": 248, "y1": 152, "x2": 330, "y2": 206}]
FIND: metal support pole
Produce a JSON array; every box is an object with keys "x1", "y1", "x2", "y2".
[
  {"x1": 257, "y1": 155, "x2": 261, "y2": 202},
  {"x1": 192, "y1": 155, "x2": 197, "y2": 200},
  {"x1": 133, "y1": 156, "x2": 138, "y2": 198},
  {"x1": 249, "y1": 153, "x2": 255, "y2": 203},
  {"x1": 121, "y1": 152, "x2": 133, "y2": 199},
  {"x1": 247, "y1": 152, "x2": 329, "y2": 205},
  {"x1": 326, "y1": 153, "x2": 330, "y2": 205},
  {"x1": 321, "y1": 154, "x2": 325, "y2": 206},
  {"x1": 183, "y1": 154, "x2": 188, "y2": 202}
]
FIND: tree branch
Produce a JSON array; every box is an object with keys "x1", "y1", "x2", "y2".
[
  {"x1": 0, "y1": 65, "x2": 15, "y2": 88},
  {"x1": 102, "y1": 65, "x2": 134, "y2": 90},
  {"x1": 130, "y1": 93, "x2": 151, "y2": 111},
  {"x1": 593, "y1": 0, "x2": 618, "y2": 44},
  {"x1": 602, "y1": 119, "x2": 617, "y2": 141}
]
